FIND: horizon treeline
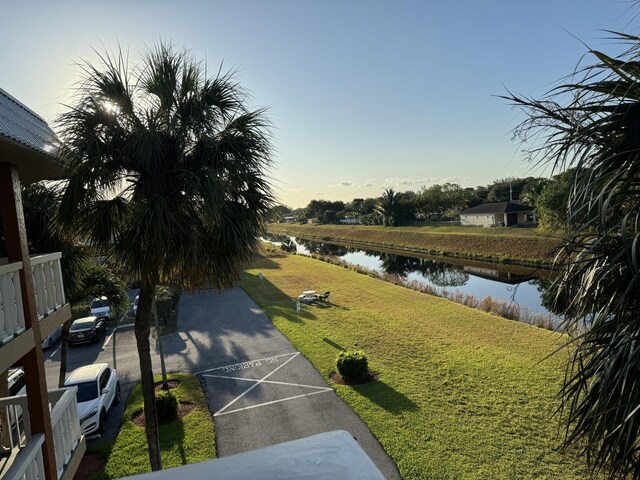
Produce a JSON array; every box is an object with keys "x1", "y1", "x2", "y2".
[{"x1": 270, "y1": 172, "x2": 573, "y2": 228}]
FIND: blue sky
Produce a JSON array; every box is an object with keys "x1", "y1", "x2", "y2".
[{"x1": 0, "y1": 1, "x2": 630, "y2": 207}]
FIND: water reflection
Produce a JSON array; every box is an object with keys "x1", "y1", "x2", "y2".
[{"x1": 262, "y1": 234, "x2": 559, "y2": 317}]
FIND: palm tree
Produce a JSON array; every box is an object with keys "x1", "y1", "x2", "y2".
[
  {"x1": 506, "y1": 32, "x2": 640, "y2": 478},
  {"x1": 377, "y1": 188, "x2": 403, "y2": 226},
  {"x1": 56, "y1": 44, "x2": 274, "y2": 470}
]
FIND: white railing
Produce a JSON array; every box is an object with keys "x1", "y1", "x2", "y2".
[
  {"x1": 0, "y1": 261, "x2": 26, "y2": 345},
  {"x1": 0, "y1": 387, "x2": 82, "y2": 480},
  {"x1": 0, "y1": 393, "x2": 31, "y2": 450},
  {"x1": 3, "y1": 434, "x2": 45, "y2": 480},
  {"x1": 49, "y1": 387, "x2": 81, "y2": 479},
  {"x1": 30, "y1": 253, "x2": 65, "y2": 321}
]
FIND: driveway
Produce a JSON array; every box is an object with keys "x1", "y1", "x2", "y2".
[{"x1": 185, "y1": 289, "x2": 401, "y2": 479}]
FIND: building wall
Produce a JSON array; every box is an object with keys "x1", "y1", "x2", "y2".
[{"x1": 460, "y1": 214, "x2": 496, "y2": 227}]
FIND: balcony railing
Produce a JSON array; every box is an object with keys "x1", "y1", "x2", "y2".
[
  {"x1": 30, "y1": 253, "x2": 65, "y2": 321},
  {"x1": 0, "y1": 387, "x2": 83, "y2": 480},
  {"x1": 0, "y1": 261, "x2": 26, "y2": 345},
  {"x1": 3, "y1": 434, "x2": 45, "y2": 480},
  {"x1": 0, "y1": 253, "x2": 66, "y2": 345}
]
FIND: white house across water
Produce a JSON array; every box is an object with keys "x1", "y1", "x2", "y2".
[{"x1": 460, "y1": 201, "x2": 535, "y2": 227}]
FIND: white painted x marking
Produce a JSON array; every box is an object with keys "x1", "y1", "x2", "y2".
[{"x1": 202, "y1": 352, "x2": 333, "y2": 416}]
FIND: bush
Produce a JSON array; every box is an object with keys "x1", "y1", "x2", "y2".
[
  {"x1": 71, "y1": 304, "x2": 89, "y2": 319},
  {"x1": 155, "y1": 390, "x2": 178, "y2": 420},
  {"x1": 336, "y1": 350, "x2": 369, "y2": 381}
]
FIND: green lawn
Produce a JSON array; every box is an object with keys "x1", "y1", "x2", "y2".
[
  {"x1": 88, "y1": 373, "x2": 215, "y2": 479},
  {"x1": 241, "y1": 251, "x2": 589, "y2": 479}
]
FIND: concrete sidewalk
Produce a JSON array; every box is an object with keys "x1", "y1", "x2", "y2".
[{"x1": 183, "y1": 289, "x2": 401, "y2": 479}]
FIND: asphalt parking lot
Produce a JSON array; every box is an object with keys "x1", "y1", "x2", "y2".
[{"x1": 43, "y1": 288, "x2": 400, "y2": 478}]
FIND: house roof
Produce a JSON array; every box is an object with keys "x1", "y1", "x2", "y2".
[
  {"x1": 0, "y1": 87, "x2": 64, "y2": 182},
  {"x1": 460, "y1": 201, "x2": 534, "y2": 215}
]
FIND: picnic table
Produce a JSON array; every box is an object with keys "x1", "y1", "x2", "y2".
[{"x1": 297, "y1": 290, "x2": 330, "y2": 304}]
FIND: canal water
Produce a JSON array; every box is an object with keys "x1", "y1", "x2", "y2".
[{"x1": 263, "y1": 234, "x2": 557, "y2": 320}]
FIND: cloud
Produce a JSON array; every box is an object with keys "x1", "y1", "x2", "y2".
[
  {"x1": 439, "y1": 176, "x2": 470, "y2": 184},
  {"x1": 359, "y1": 182, "x2": 374, "y2": 187},
  {"x1": 327, "y1": 180, "x2": 353, "y2": 187},
  {"x1": 384, "y1": 177, "x2": 438, "y2": 187}
]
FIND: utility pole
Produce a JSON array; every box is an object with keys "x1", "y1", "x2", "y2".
[{"x1": 509, "y1": 183, "x2": 513, "y2": 201}]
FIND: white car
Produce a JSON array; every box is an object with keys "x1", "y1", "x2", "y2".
[
  {"x1": 42, "y1": 324, "x2": 63, "y2": 349},
  {"x1": 64, "y1": 363, "x2": 120, "y2": 436},
  {"x1": 90, "y1": 296, "x2": 111, "y2": 320}
]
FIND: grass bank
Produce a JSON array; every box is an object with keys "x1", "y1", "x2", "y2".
[
  {"x1": 268, "y1": 223, "x2": 560, "y2": 264},
  {"x1": 241, "y1": 251, "x2": 589, "y2": 479},
  {"x1": 87, "y1": 373, "x2": 215, "y2": 479}
]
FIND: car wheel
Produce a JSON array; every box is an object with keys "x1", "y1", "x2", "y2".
[
  {"x1": 115, "y1": 382, "x2": 121, "y2": 404},
  {"x1": 98, "y1": 410, "x2": 106, "y2": 435}
]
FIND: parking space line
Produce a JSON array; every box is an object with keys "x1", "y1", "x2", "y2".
[
  {"x1": 214, "y1": 389, "x2": 333, "y2": 417},
  {"x1": 215, "y1": 352, "x2": 300, "y2": 415},
  {"x1": 202, "y1": 373, "x2": 333, "y2": 391},
  {"x1": 195, "y1": 352, "x2": 298, "y2": 375},
  {"x1": 102, "y1": 327, "x2": 117, "y2": 349},
  {"x1": 48, "y1": 345, "x2": 61, "y2": 359}
]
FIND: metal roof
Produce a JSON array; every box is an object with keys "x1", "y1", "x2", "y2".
[
  {"x1": 0, "y1": 87, "x2": 60, "y2": 158},
  {"x1": 460, "y1": 201, "x2": 534, "y2": 215}
]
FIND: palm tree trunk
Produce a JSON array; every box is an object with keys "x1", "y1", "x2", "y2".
[
  {"x1": 58, "y1": 319, "x2": 72, "y2": 388},
  {"x1": 135, "y1": 280, "x2": 162, "y2": 471}
]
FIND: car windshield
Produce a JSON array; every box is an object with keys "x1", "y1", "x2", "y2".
[
  {"x1": 91, "y1": 299, "x2": 109, "y2": 309},
  {"x1": 70, "y1": 320, "x2": 93, "y2": 332},
  {"x1": 71, "y1": 381, "x2": 98, "y2": 403}
]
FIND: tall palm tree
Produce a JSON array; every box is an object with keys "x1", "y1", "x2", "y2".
[
  {"x1": 506, "y1": 32, "x2": 640, "y2": 478},
  {"x1": 377, "y1": 188, "x2": 403, "y2": 226},
  {"x1": 56, "y1": 44, "x2": 274, "y2": 470}
]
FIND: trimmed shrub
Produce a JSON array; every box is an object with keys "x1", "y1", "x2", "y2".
[
  {"x1": 71, "y1": 304, "x2": 90, "y2": 319},
  {"x1": 155, "y1": 390, "x2": 178, "y2": 420},
  {"x1": 336, "y1": 350, "x2": 369, "y2": 381}
]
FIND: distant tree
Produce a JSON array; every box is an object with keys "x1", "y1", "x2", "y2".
[
  {"x1": 520, "y1": 177, "x2": 551, "y2": 207},
  {"x1": 535, "y1": 171, "x2": 573, "y2": 229},
  {"x1": 322, "y1": 210, "x2": 338, "y2": 224},
  {"x1": 351, "y1": 198, "x2": 365, "y2": 214},
  {"x1": 376, "y1": 189, "x2": 403, "y2": 226},
  {"x1": 486, "y1": 177, "x2": 530, "y2": 202},
  {"x1": 268, "y1": 205, "x2": 292, "y2": 223},
  {"x1": 305, "y1": 199, "x2": 345, "y2": 220},
  {"x1": 361, "y1": 198, "x2": 378, "y2": 215},
  {"x1": 416, "y1": 183, "x2": 469, "y2": 221}
]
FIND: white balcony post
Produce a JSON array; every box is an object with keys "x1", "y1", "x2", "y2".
[
  {"x1": 30, "y1": 253, "x2": 65, "y2": 320},
  {"x1": 0, "y1": 261, "x2": 25, "y2": 343},
  {"x1": 3, "y1": 433, "x2": 46, "y2": 480},
  {"x1": 49, "y1": 387, "x2": 82, "y2": 479}
]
